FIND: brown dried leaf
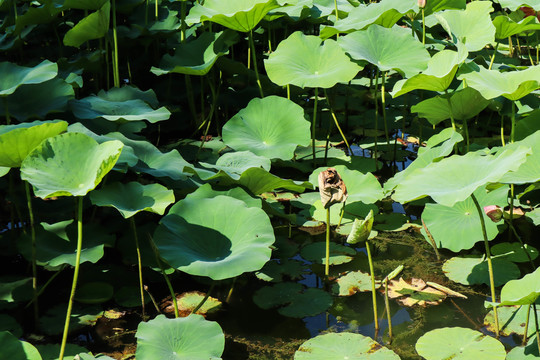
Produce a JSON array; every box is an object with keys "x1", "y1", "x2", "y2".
[
  {"x1": 318, "y1": 168, "x2": 348, "y2": 209},
  {"x1": 387, "y1": 277, "x2": 446, "y2": 307}
]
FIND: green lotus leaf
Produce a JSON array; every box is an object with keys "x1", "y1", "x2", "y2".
[
  {"x1": 384, "y1": 128, "x2": 463, "y2": 193},
  {"x1": 136, "y1": 314, "x2": 224, "y2": 360},
  {"x1": 300, "y1": 242, "x2": 356, "y2": 265},
  {"x1": 264, "y1": 31, "x2": 362, "y2": 88},
  {"x1": 18, "y1": 220, "x2": 111, "y2": 267},
  {"x1": 154, "y1": 195, "x2": 274, "y2": 280},
  {"x1": 492, "y1": 242, "x2": 539, "y2": 263},
  {"x1": 35, "y1": 343, "x2": 88, "y2": 360},
  {"x1": 442, "y1": 256, "x2": 520, "y2": 286},
  {"x1": 421, "y1": 185, "x2": 507, "y2": 252},
  {"x1": 0, "y1": 277, "x2": 32, "y2": 304},
  {"x1": 39, "y1": 303, "x2": 103, "y2": 336},
  {"x1": 435, "y1": 1, "x2": 495, "y2": 52},
  {"x1": 0, "y1": 78, "x2": 75, "y2": 121},
  {"x1": 0, "y1": 60, "x2": 57, "y2": 96},
  {"x1": 493, "y1": 15, "x2": 540, "y2": 39},
  {"x1": 411, "y1": 87, "x2": 489, "y2": 126},
  {"x1": 320, "y1": 0, "x2": 418, "y2": 38},
  {"x1": 186, "y1": 0, "x2": 280, "y2": 32},
  {"x1": 74, "y1": 354, "x2": 115, "y2": 360},
  {"x1": 74, "y1": 281, "x2": 114, "y2": 304},
  {"x1": 0, "y1": 315, "x2": 22, "y2": 337},
  {"x1": 495, "y1": 0, "x2": 540, "y2": 11},
  {"x1": 151, "y1": 30, "x2": 238, "y2": 76},
  {"x1": 346, "y1": 210, "x2": 374, "y2": 245},
  {"x1": 255, "y1": 259, "x2": 308, "y2": 282},
  {"x1": 295, "y1": 332, "x2": 400, "y2": 360},
  {"x1": 90, "y1": 181, "x2": 175, "y2": 218},
  {"x1": 423, "y1": 0, "x2": 466, "y2": 16},
  {"x1": 415, "y1": 327, "x2": 506, "y2": 360},
  {"x1": 391, "y1": 46, "x2": 468, "y2": 97},
  {"x1": 392, "y1": 145, "x2": 530, "y2": 207},
  {"x1": 63, "y1": 0, "x2": 108, "y2": 10},
  {"x1": 332, "y1": 271, "x2": 375, "y2": 296},
  {"x1": 338, "y1": 24, "x2": 429, "y2": 78},
  {"x1": 63, "y1": 1, "x2": 110, "y2": 47},
  {"x1": 311, "y1": 0, "x2": 357, "y2": 17},
  {"x1": 199, "y1": 150, "x2": 271, "y2": 179},
  {"x1": 184, "y1": 183, "x2": 262, "y2": 209},
  {"x1": 507, "y1": 335, "x2": 540, "y2": 359},
  {"x1": 458, "y1": 65, "x2": 540, "y2": 101},
  {"x1": 484, "y1": 305, "x2": 540, "y2": 338},
  {"x1": 499, "y1": 131, "x2": 540, "y2": 184},
  {"x1": 0, "y1": 167, "x2": 8, "y2": 176},
  {"x1": 0, "y1": 331, "x2": 42, "y2": 360},
  {"x1": 526, "y1": 208, "x2": 540, "y2": 226},
  {"x1": 515, "y1": 109, "x2": 540, "y2": 141},
  {"x1": 0, "y1": 120, "x2": 68, "y2": 168},
  {"x1": 176, "y1": 291, "x2": 222, "y2": 315},
  {"x1": 20, "y1": 132, "x2": 123, "y2": 198},
  {"x1": 222, "y1": 96, "x2": 311, "y2": 160},
  {"x1": 253, "y1": 282, "x2": 304, "y2": 309},
  {"x1": 500, "y1": 267, "x2": 540, "y2": 305},
  {"x1": 129, "y1": 5, "x2": 181, "y2": 35},
  {"x1": 70, "y1": 86, "x2": 171, "y2": 123}
]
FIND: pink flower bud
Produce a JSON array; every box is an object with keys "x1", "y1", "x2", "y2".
[
  {"x1": 483, "y1": 205, "x2": 503, "y2": 222},
  {"x1": 418, "y1": 0, "x2": 426, "y2": 9}
]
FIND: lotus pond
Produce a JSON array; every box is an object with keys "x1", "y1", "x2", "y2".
[{"x1": 2, "y1": 0, "x2": 540, "y2": 359}]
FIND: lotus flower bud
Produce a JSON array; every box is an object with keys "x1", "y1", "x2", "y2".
[
  {"x1": 418, "y1": 0, "x2": 426, "y2": 9},
  {"x1": 318, "y1": 168, "x2": 347, "y2": 209},
  {"x1": 483, "y1": 205, "x2": 503, "y2": 222}
]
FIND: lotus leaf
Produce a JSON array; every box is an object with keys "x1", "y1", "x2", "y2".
[
  {"x1": 311, "y1": 0, "x2": 357, "y2": 17},
  {"x1": 39, "y1": 303, "x2": 103, "y2": 336},
  {"x1": 392, "y1": 145, "x2": 530, "y2": 207},
  {"x1": 63, "y1": 0, "x2": 108, "y2": 10},
  {"x1": 199, "y1": 150, "x2": 271, "y2": 179},
  {"x1": 90, "y1": 181, "x2": 175, "y2": 218},
  {"x1": 392, "y1": 44, "x2": 468, "y2": 98},
  {"x1": 0, "y1": 60, "x2": 57, "y2": 96},
  {"x1": 0, "y1": 277, "x2": 32, "y2": 304},
  {"x1": 423, "y1": 0, "x2": 466, "y2": 16},
  {"x1": 0, "y1": 120, "x2": 68, "y2": 168},
  {"x1": 442, "y1": 256, "x2": 520, "y2": 286},
  {"x1": 300, "y1": 242, "x2": 356, "y2": 265},
  {"x1": 458, "y1": 65, "x2": 540, "y2": 101},
  {"x1": 416, "y1": 327, "x2": 505, "y2": 359},
  {"x1": 421, "y1": 185, "x2": 507, "y2": 252},
  {"x1": 20, "y1": 132, "x2": 123, "y2": 198},
  {"x1": 346, "y1": 210, "x2": 374, "y2": 245},
  {"x1": 333, "y1": 271, "x2": 375, "y2": 296},
  {"x1": 338, "y1": 24, "x2": 430, "y2": 78},
  {"x1": 507, "y1": 335, "x2": 539, "y2": 359},
  {"x1": 70, "y1": 86, "x2": 171, "y2": 123},
  {"x1": 499, "y1": 266, "x2": 540, "y2": 305},
  {"x1": 294, "y1": 332, "x2": 400, "y2": 359},
  {"x1": 496, "y1": 0, "x2": 540, "y2": 11},
  {"x1": 493, "y1": 15, "x2": 540, "y2": 39},
  {"x1": 35, "y1": 344, "x2": 88, "y2": 360},
  {"x1": 74, "y1": 282, "x2": 114, "y2": 304},
  {"x1": 184, "y1": 183, "x2": 262, "y2": 209},
  {"x1": 174, "y1": 291, "x2": 222, "y2": 316},
  {"x1": 435, "y1": 1, "x2": 495, "y2": 52},
  {"x1": 63, "y1": 1, "x2": 110, "y2": 47},
  {"x1": 0, "y1": 331, "x2": 42, "y2": 360},
  {"x1": 0, "y1": 315, "x2": 22, "y2": 337},
  {"x1": 186, "y1": 0, "x2": 280, "y2": 32},
  {"x1": 136, "y1": 314, "x2": 224, "y2": 360},
  {"x1": 256, "y1": 259, "x2": 308, "y2": 282},
  {"x1": 222, "y1": 96, "x2": 311, "y2": 160},
  {"x1": 411, "y1": 87, "x2": 489, "y2": 126},
  {"x1": 151, "y1": 30, "x2": 238, "y2": 76},
  {"x1": 264, "y1": 31, "x2": 362, "y2": 88},
  {"x1": 253, "y1": 282, "x2": 304, "y2": 309},
  {"x1": 484, "y1": 305, "x2": 540, "y2": 337},
  {"x1": 154, "y1": 195, "x2": 274, "y2": 280}
]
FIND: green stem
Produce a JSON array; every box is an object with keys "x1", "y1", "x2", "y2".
[
  {"x1": 524, "y1": 304, "x2": 531, "y2": 346},
  {"x1": 130, "y1": 217, "x2": 145, "y2": 319},
  {"x1": 249, "y1": 30, "x2": 264, "y2": 98},
  {"x1": 373, "y1": 68, "x2": 379, "y2": 171},
  {"x1": 312, "y1": 87, "x2": 319, "y2": 166},
  {"x1": 381, "y1": 71, "x2": 389, "y2": 144},
  {"x1": 489, "y1": 42, "x2": 499, "y2": 70},
  {"x1": 323, "y1": 89, "x2": 352, "y2": 155},
  {"x1": 384, "y1": 278, "x2": 392, "y2": 343},
  {"x1": 25, "y1": 182, "x2": 38, "y2": 327},
  {"x1": 111, "y1": 0, "x2": 120, "y2": 88},
  {"x1": 191, "y1": 282, "x2": 215, "y2": 314},
  {"x1": 366, "y1": 240, "x2": 379, "y2": 331},
  {"x1": 337, "y1": 202, "x2": 345, "y2": 228},
  {"x1": 58, "y1": 197, "x2": 84, "y2": 360},
  {"x1": 325, "y1": 207, "x2": 330, "y2": 277},
  {"x1": 533, "y1": 303, "x2": 540, "y2": 355},
  {"x1": 154, "y1": 0, "x2": 158, "y2": 20},
  {"x1": 180, "y1": 1, "x2": 186, "y2": 42},
  {"x1": 25, "y1": 269, "x2": 63, "y2": 309},
  {"x1": 148, "y1": 235, "x2": 179, "y2": 318},
  {"x1": 500, "y1": 113, "x2": 505, "y2": 146},
  {"x1": 471, "y1": 193, "x2": 499, "y2": 338},
  {"x1": 421, "y1": 8, "x2": 425, "y2": 45},
  {"x1": 510, "y1": 100, "x2": 516, "y2": 144}
]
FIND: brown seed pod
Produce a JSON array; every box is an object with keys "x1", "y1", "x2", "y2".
[{"x1": 318, "y1": 168, "x2": 348, "y2": 209}]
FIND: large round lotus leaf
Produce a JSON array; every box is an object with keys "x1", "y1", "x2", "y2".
[
  {"x1": 154, "y1": 195, "x2": 274, "y2": 280},
  {"x1": 499, "y1": 130, "x2": 540, "y2": 184},
  {"x1": 392, "y1": 145, "x2": 530, "y2": 207},
  {"x1": 136, "y1": 314, "x2": 224, "y2": 360},
  {"x1": 421, "y1": 185, "x2": 507, "y2": 252},
  {"x1": 435, "y1": 1, "x2": 495, "y2": 52},
  {"x1": 90, "y1": 181, "x2": 175, "y2": 218},
  {"x1": 63, "y1": 1, "x2": 110, "y2": 47},
  {"x1": 484, "y1": 305, "x2": 540, "y2": 338},
  {"x1": 199, "y1": 150, "x2": 271, "y2": 180},
  {"x1": 458, "y1": 65, "x2": 540, "y2": 101},
  {"x1": 0, "y1": 60, "x2": 57, "y2": 96},
  {"x1": 338, "y1": 24, "x2": 429, "y2": 78},
  {"x1": 20, "y1": 132, "x2": 123, "y2": 198},
  {"x1": 70, "y1": 86, "x2": 171, "y2": 123},
  {"x1": 294, "y1": 332, "x2": 400, "y2": 360},
  {"x1": 442, "y1": 256, "x2": 520, "y2": 286},
  {"x1": 492, "y1": 242, "x2": 539, "y2": 263},
  {"x1": 264, "y1": 31, "x2": 362, "y2": 88},
  {"x1": 411, "y1": 87, "x2": 489, "y2": 126},
  {"x1": 493, "y1": 15, "x2": 540, "y2": 40},
  {"x1": 500, "y1": 267, "x2": 540, "y2": 305},
  {"x1": 185, "y1": 0, "x2": 280, "y2": 32},
  {"x1": 222, "y1": 96, "x2": 311, "y2": 160},
  {"x1": 415, "y1": 327, "x2": 506, "y2": 360},
  {"x1": 391, "y1": 46, "x2": 468, "y2": 97},
  {"x1": 0, "y1": 78, "x2": 75, "y2": 122},
  {"x1": 151, "y1": 30, "x2": 238, "y2": 76},
  {"x1": 74, "y1": 281, "x2": 114, "y2": 304},
  {"x1": 0, "y1": 331, "x2": 42, "y2": 360},
  {"x1": 300, "y1": 242, "x2": 356, "y2": 266},
  {"x1": 0, "y1": 120, "x2": 67, "y2": 168}
]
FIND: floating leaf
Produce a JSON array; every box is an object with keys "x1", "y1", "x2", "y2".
[
  {"x1": 264, "y1": 31, "x2": 362, "y2": 88},
  {"x1": 0, "y1": 60, "x2": 57, "y2": 96},
  {"x1": 485, "y1": 305, "x2": 540, "y2": 337},
  {"x1": 300, "y1": 242, "x2": 356, "y2": 266},
  {"x1": 387, "y1": 277, "x2": 447, "y2": 306},
  {"x1": 442, "y1": 256, "x2": 520, "y2": 286},
  {"x1": 294, "y1": 332, "x2": 400, "y2": 360},
  {"x1": 154, "y1": 196, "x2": 274, "y2": 280},
  {"x1": 39, "y1": 303, "x2": 103, "y2": 336},
  {"x1": 20, "y1": 132, "x2": 123, "y2": 198},
  {"x1": 333, "y1": 271, "x2": 376, "y2": 296},
  {"x1": 222, "y1": 96, "x2": 311, "y2": 160},
  {"x1": 506, "y1": 335, "x2": 540, "y2": 359},
  {"x1": 338, "y1": 24, "x2": 430, "y2": 77},
  {"x1": 255, "y1": 259, "x2": 308, "y2": 282},
  {"x1": 160, "y1": 291, "x2": 221, "y2": 317},
  {"x1": 63, "y1": 1, "x2": 110, "y2": 47},
  {"x1": 35, "y1": 343, "x2": 88, "y2": 360},
  {"x1": 416, "y1": 327, "x2": 506, "y2": 360},
  {"x1": 136, "y1": 314, "x2": 224, "y2": 360},
  {"x1": 346, "y1": 210, "x2": 374, "y2": 245}
]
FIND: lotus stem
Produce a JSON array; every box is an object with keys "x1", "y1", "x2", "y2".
[
  {"x1": 248, "y1": 30, "x2": 264, "y2": 98},
  {"x1": 489, "y1": 42, "x2": 499, "y2": 70},
  {"x1": 286, "y1": 84, "x2": 290, "y2": 100},
  {"x1": 337, "y1": 202, "x2": 345, "y2": 228},
  {"x1": 312, "y1": 87, "x2": 319, "y2": 166},
  {"x1": 524, "y1": 304, "x2": 531, "y2": 346},
  {"x1": 381, "y1": 72, "x2": 389, "y2": 144},
  {"x1": 226, "y1": 277, "x2": 236, "y2": 303},
  {"x1": 325, "y1": 207, "x2": 331, "y2": 277},
  {"x1": 58, "y1": 197, "x2": 84, "y2": 360},
  {"x1": 421, "y1": 8, "x2": 425, "y2": 45},
  {"x1": 111, "y1": 0, "x2": 120, "y2": 88},
  {"x1": 470, "y1": 193, "x2": 499, "y2": 338},
  {"x1": 323, "y1": 89, "x2": 352, "y2": 155},
  {"x1": 192, "y1": 282, "x2": 215, "y2": 315},
  {"x1": 366, "y1": 239, "x2": 379, "y2": 332},
  {"x1": 180, "y1": 1, "x2": 186, "y2": 42},
  {"x1": 24, "y1": 181, "x2": 38, "y2": 327},
  {"x1": 421, "y1": 218, "x2": 440, "y2": 260},
  {"x1": 384, "y1": 278, "x2": 392, "y2": 343},
  {"x1": 500, "y1": 113, "x2": 505, "y2": 146},
  {"x1": 25, "y1": 269, "x2": 63, "y2": 309},
  {"x1": 144, "y1": 285, "x2": 161, "y2": 313},
  {"x1": 130, "y1": 217, "x2": 145, "y2": 319},
  {"x1": 510, "y1": 100, "x2": 516, "y2": 143},
  {"x1": 149, "y1": 234, "x2": 179, "y2": 318},
  {"x1": 154, "y1": 0, "x2": 158, "y2": 20},
  {"x1": 373, "y1": 68, "x2": 379, "y2": 171},
  {"x1": 533, "y1": 303, "x2": 540, "y2": 355}
]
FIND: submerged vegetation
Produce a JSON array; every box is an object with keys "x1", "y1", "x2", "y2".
[{"x1": 1, "y1": 0, "x2": 540, "y2": 359}]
